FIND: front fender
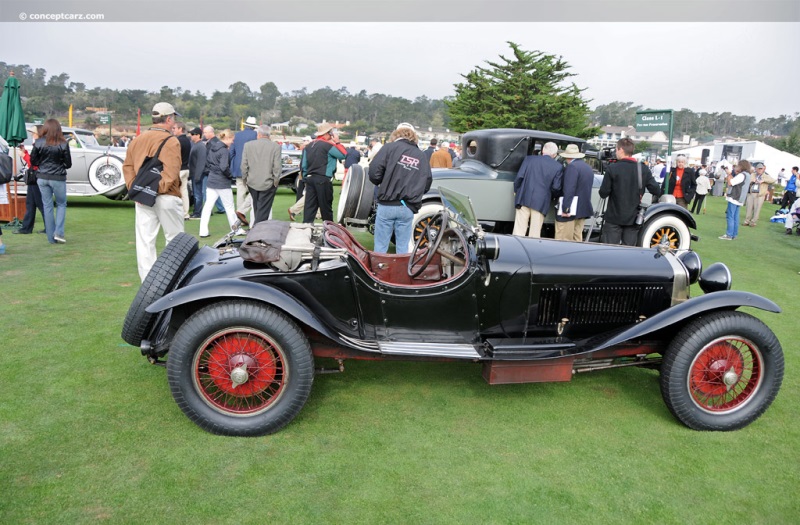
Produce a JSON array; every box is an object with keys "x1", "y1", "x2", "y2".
[
  {"x1": 146, "y1": 278, "x2": 339, "y2": 341},
  {"x1": 586, "y1": 291, "x2": 780, "y2": 353},
  {"x1": 644, "y1": 203, "x2": 697, "y2": 230}
]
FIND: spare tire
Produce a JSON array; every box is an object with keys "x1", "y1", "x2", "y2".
[
  {"x1": 336, "y1": 164, "x2": 374, "y2": 224},
  {"x1": 121, "y1": 233, "x2": 199, "y2": 346}
]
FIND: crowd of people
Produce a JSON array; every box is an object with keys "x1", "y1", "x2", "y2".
[{"x1": 1, "y1": 104, "x2": 793, "y2": 275}]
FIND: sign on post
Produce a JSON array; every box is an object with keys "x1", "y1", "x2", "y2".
[
  {"x1": 33, "y1": 118, "x2": 44, "y2": 125},
  {"x1": 635, "y1": 111, "x2": 670, "y2": 132},
  {"x1": 98, "y1": 114, "x2": 111, "y2": 125},
  {"x1": 635, "y1": 109, "x2": 674, "y2": 155}
]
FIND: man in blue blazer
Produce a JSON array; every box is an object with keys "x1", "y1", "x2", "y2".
[
  {"x1": 555, "y1": 144, "x2": 595, "y2": 242},
  {"x1": 512, "y1": 142, "x2": 563, "y2": 237}
]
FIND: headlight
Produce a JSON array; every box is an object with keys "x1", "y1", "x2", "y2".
[
  {"x1": 678, "y1": 251, "x2": 702, "y2": 284},
  {"x1": 698, "y1": 262, "x2": 732, "y2": 293}
]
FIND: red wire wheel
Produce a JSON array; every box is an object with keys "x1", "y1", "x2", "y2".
[
  {"x1": 194, "y1": 328, "x2": 287, "y2": 415},
  {"x1": 687, "y1": 337, "x2": 762, "y2": 413},
  {"x1": 660, "y1": 311, "x2": 784, "y2": 431},
  {"x1": 167, "y1": 301, "x2": 314, "y2": 436}
]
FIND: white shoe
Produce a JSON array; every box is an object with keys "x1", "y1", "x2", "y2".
[{"x1": 234, "y1": 228, "x2": 247, "y2": 236}]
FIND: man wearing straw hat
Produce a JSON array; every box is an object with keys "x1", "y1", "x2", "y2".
[{"x1": 555, "y1": 144, "x2": 594, "y2": 242}]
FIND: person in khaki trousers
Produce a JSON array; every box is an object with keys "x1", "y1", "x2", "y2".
[{"x1": 743, "y1": 161, "x2": 775, "y2": 227}]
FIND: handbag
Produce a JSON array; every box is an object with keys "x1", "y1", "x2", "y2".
[
  {"x1": 25, "y1": 167, "x2": 38, "y2": 186},
  {"x1": 0, "y1": 154, "x2": 12, "y2": 185},
  {"x1": 128, "y1": 136, "x2": 173, "y2": 207}
]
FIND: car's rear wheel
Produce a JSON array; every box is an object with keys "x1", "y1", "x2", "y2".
[
  {"x1": 660, "y1": 311, "x2": 784, "y2": 431},
  {"x1": 88, "y1": 155, "x2": 125, "y2": 194},
  {"x1": 167, "y1": 301, "x2": 314, "y2": 436},
  {"x1": 121, "y1": 232, "x2": 199, "y2": 346},
  {"x1": 640, "y1": 214, "x2": 690, "y2": 250}
]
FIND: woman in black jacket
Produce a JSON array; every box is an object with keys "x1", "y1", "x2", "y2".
[{"x1": 31, "y1": 119, "x2": 71, "y2": 244}]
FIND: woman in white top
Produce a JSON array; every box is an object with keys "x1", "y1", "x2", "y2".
[{"x1": 690, "y1": 168, "x2": 712, "y2": 214}]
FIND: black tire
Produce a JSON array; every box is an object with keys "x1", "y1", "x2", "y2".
[
  {"x1": 167, "y1": 301, "x2": 314, "y2": 436},
  {"x1": 639, "y1": 213, "x2": 691, "y2": 250},
  {"x1": 660, "y1": 311, "x2": 784, "y2": 431},
  {"x1": 121, "y1": 232, "x2": 199, "y2": 346},
  {"x1": 336, "y1": 164, "x2": 374, "y2": 224}
]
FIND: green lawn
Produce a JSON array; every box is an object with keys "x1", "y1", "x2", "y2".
[{"x1": 1, "y1": 191, "x2": 798, "y2": 524}]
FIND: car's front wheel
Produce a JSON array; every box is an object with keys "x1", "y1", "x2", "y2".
[
  {"x1": 639, "y1": 213, "x2": 691, "y2": 250},
  {"x1": 411, "y1": 202, "x2": 446, "y2": 252},
  {"x1": 167, "y1": 301, "x2": 314, "y2": 436},
  {"x1": 660, "y1": 311, "x2": 784, "y2": 431}
]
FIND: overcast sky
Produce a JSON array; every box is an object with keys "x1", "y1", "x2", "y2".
[{"x1": 2, "y1": 22, "x2": 799, "y2": 120}]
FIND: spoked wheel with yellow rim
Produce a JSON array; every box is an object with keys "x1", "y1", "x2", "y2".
[
  {"x1": 640, "y1": 214, "x2": 691, "y2": 250},
  {"x1": 412, "y1": 202, "x2": 446, "y2": 254}
]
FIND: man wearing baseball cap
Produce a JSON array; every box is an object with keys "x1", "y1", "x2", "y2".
[
  {"x1": 743, "y1": 161, "x2": 775, "y2": 227},
  {"x1": 122, "y1": 102, "x2": 184, "y2": 281},
  {"x1": 301, "y1": 123, "x2": 347, "y2": 223}
]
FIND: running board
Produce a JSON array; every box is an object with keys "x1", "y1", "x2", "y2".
[
  {"x1": 485, "y1": 337, "x2": 577, "y2": 360},
  {"x1": 378, "y1": 341, "x2": 482, "y2": 360}
]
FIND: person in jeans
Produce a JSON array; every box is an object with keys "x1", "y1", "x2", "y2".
[
  {"x1": 368, "y1": 123, "x2": 432, "y2": 254},
  {"x1": 31, "y1": 118, "x2": 71, "y2": 244},
  {"x1": 720, "y1": 159, "x2": 752, "y2": 240},
  {"x1": 14, "y1": 126, "x2": 45, "y2": 235}
]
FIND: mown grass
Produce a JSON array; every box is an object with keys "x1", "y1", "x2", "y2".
[{"x1": 1, "y1": 190, "x2": 798, "y2": 524}]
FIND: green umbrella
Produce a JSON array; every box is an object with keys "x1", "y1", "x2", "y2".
[
  {"x1": 0, "y1": 72, "x2": 27, "y2": 227},
  {"x1": 0, "y1": 73, "x2": 27, "y2": 146}
]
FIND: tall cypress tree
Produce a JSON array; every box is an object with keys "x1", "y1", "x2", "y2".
[{"x1": 446, "y1": 42, "x2": 599, "y2": 139}]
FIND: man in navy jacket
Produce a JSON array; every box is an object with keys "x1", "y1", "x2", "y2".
[
  {"x1": 555, "y1": 144, "x2": 594, "y2": 242},
  {"x1": 512, "y1": 142, "x2": 563, "y2": 238}
]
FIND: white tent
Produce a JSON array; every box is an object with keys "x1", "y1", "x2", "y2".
[{"x1": 672, "y1": 140, "x2": 800, "y2": 183}]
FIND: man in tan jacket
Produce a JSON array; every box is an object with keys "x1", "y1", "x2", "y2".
[
  {"x1": 430, "y1": 141, "x2": 453, "y2": 169},
  {"x1": 122, "y1": 102, "x2": 184, "y2": 281},
  {"x1": 744, "y1": 161, "x2": 776, "y2": 227},
  {"x1": 241, "y1": 125, "x2": 283, "y2": 225}
]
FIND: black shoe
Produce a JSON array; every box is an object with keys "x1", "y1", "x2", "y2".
[
  {"x1": 787, "y1": 229, "x2": 793, "y2": 235},
  {"x1": 12, "y1": 230, "x2": 32, "y2": 234},
  {"x1": 37, "y1": 229, "x2": 46, "y2": 234}
]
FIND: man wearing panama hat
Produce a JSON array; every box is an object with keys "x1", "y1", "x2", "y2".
[{"x1": 555, "y1": 144, "x2": 594, "y2": 242}]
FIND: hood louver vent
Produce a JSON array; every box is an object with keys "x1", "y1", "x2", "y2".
[{"x1": 537, "y1": 285, "x2": 667, "y2": 326}]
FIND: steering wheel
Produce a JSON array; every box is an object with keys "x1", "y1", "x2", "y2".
[{"x1": 408, "y1": 208, "x2": 449, "y2": 278}]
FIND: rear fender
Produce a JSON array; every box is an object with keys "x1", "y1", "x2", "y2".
[
  {"x1": 644, "y1": 203, "x2": 697, "y2": 230},
  {"x1": 586, "y1": 291, "x2": 780, "y2": 353},
  {"x1": 146, "y1": 278, "x2": 338, "y2": 341}
]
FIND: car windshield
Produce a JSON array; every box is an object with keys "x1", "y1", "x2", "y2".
[
  {"x1": 76, "y1": 132, "x2": 100, "y2": 147},
  {"x1": 439, "y1": 187, "x2": 479, "y2": 232}
]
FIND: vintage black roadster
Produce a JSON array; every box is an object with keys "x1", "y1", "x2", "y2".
[{"x1": 122, "y1": 188, "x2": 783, "y2": 436}]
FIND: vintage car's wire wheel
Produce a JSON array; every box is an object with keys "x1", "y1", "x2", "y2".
[
  {"x1": 167, "y1": 301, "x2": 314, "y2": 436},
  {"x1": 121, "y1": 233, "x2": 199, "y2": 347},
  {"x1": 640, "y1": 214, "x2": 690, "y2": 250},
  {"x1": 336, "y1": 164, "x2": 373, "y2": 224},
  {"x1": 660, "y1": 311, "x2": 783, "y2": 431},
  {"x1": 412, "y1": 202, "x2": 446, "y2": 252},
  {"x1": 88, "y1": 155, "x2": 125, "y2": 194}
]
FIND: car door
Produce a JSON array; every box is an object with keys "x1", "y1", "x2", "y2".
[{"x1": 64, "y1": 132, "x2": 87, "y2": 185}]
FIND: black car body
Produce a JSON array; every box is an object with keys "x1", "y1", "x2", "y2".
[{"x1": 122, "y1": 188, "x2": 783, "y2": 436}]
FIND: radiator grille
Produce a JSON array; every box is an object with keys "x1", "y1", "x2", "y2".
[{"x1": 536, "y1": 285, "x2": 667, "y2": 326}]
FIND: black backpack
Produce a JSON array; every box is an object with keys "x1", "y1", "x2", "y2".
[{"x1": 128, "y1": 136, "x2": 174, "y2": 207}]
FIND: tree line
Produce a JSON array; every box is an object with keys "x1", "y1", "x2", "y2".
[{"x1": 2, "y1": 58, "x2": 797, "y2": 156}]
